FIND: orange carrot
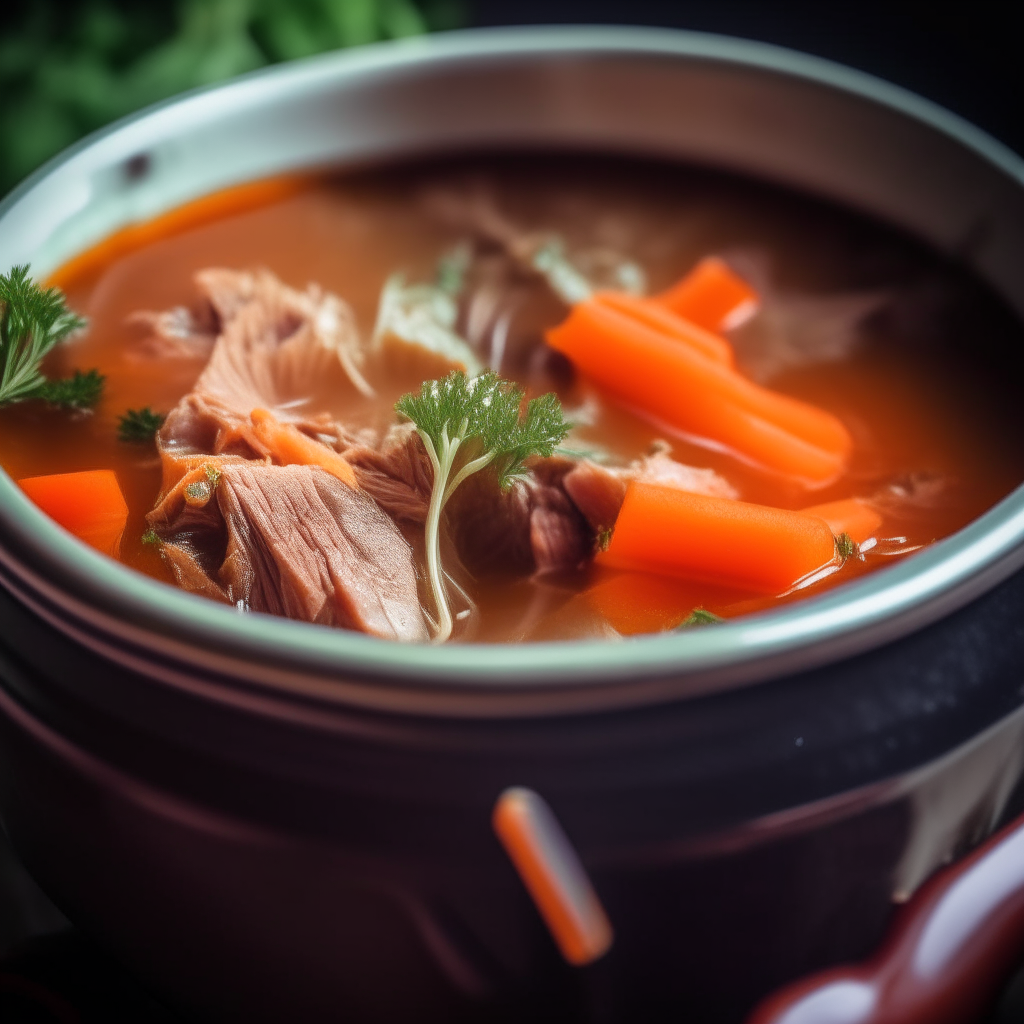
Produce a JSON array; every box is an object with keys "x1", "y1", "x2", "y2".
[
  {"x1": 656, "y1": 256, "x2": 759, "y2": 332},
  {"x1": 593, "y1": 291, "x2": 734, "y2": 366},
  {"x1": 597, "y1": 481, "x2": 837, "y2": 592},
  {"x1": 801, "y1": 497, "x2": 882, "y2": 543},
  {"x1": 585, "y1": 569, "x2": 739, "y2": 635},
  {"x1": 249, "y1": 409, "x2": 357, "y2": 488},
  {"x1": 546, "y1": 299, "x2": 852, "y2": 485},
  {"x1": 19, "y1": 470, "x2": 129, "y2": 557}
]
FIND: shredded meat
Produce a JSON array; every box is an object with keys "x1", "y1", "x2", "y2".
[
  {"x1": 189, "y1": 268, "x2": 373, "y2": 407},
  {"x1": 632, "y1": 450, "x2": 738, "y2": 500},
  {"x1": 149, "y1": 462, "x2": 428, "y2": 641},
  {"x1": 126, "y1": 305, "x2": 218, "y2": 361},
  {"x1": 563, "y1": 461, "x2": 628, "y2": 532},
  {"x1": 342, "y1": 423, "x2": 434, "y2": 525},
  {"x1": 146, "y1": 269, "x2": 429, "y2": 640}
]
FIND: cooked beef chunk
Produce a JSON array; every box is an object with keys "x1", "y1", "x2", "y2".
[
  {"x1": 342, "y1": 422, "x2": 434, "y2": 525},
  {"x1": 446, "y1": 456, "x2": 593, "y2": 576},
  {"x1": 148, "y1": 462, "x2": 428, "y2": 642},
  {"x1": 563, "y1": 461, "x2": 627, "y2": 532},
  {"x1": 145, "y1": 269, "x2": 431, "y2": 640}
]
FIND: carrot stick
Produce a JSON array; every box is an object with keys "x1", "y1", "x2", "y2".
[
  {"x1": 593, "y1": 291, "x2": 734, "y2": 366},
  {"x1": 19, "y1": 470, "x2": 129, "y2": 557},
  {"x1": 656, "y1": 256, "x2": 759, "y2": 332},
  {"x1": 801, "y1": 497, "x2": 882, "y2": 543},
  {"x1": 597, "y1": 481, "x2": 837, "y2": 592},
  {"x1": 546, "y1": 299, "x2": 851, "y2": 485},
  {"x1": 249, "y1": 408, "x2": 357, "y2": 488}
]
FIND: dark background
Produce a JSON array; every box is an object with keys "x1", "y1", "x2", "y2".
[
  {"x1": 2, "y1": 1, "x2": 1024, "y2": 1020},
  {"x1": 474, "y1": 2, "x2": 1024, "y2": 159}
]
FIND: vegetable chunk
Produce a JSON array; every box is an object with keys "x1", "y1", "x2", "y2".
[
  {"x1": 801, "y1": 497, "x2": 882, "y2": 543},
  {"x1": 656, "y1": 256, "x2": 760, "y2": 332},
  {"x1": 19, "y1": 470, "x2": 128, "y2": 556},
  {"x1": 593, "y1": 291, "x2": 734, "y2": 366},
  {"x1": 597, "y1": 481, "x2": 837, "y2": 593},
  {"x1": 546, "y1": 298, "x2": 852, "y2": 485}
]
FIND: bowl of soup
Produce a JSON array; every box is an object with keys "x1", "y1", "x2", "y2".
[{"x1": 2, "y1": 26, "x2": 1024, "y2": 1022}]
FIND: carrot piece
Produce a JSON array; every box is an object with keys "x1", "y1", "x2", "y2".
[
  {"x1": 249, "y1": 409, "x2": 357, "y2": 488},
  {"x1": 585, "y1": 569, "x2": 738, "y2": 635},
  {"x1": 597, "y1": 481, "x2": 837, "y2": 593},
  {"x1": 656, "y1": 256, "x2": 759, "y2": 332},
  {"x1": 19, "y1": 470, "x2": 129, "y2": 557},
  {"x1": 546, "y1": 299, "x2": 851, "y2": 485},
  {"x1": 593, "y1": 291, "x2": 734, "y2": 366},
  {"x1": 801, "y1": 497, "x2": 882, "y2": 544}
]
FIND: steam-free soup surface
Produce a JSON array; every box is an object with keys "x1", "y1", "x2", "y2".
[{"x1": 2, "y1": 154, "x2": 1022, "y2": 642}]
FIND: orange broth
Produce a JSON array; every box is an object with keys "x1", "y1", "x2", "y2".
[{"x1": 3, "y1": 154, "x2": 1023, "y2": 643}]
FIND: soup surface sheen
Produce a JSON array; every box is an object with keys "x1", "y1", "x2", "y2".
[{"x1": 3, "y1": 154, "x2": 1023, "y2": 643}]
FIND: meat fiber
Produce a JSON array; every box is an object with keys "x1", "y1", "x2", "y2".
[
  {"x1": 149, "y1": 461, "x2": 428, "y2": 642},
  {"x1": 146, "y1": 269, "x2": 427, "y2": 640}
]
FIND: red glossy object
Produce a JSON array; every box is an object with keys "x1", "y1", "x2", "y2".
[{"x1": 748, "y1": 811, "x2": 1024, "y2": 1024}]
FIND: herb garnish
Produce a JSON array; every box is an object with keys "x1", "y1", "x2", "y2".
[
  {"x1": 35, "y1": 369, "x2": 106, "y2": 410},
  {"x1": 1, "y1": 265, "x2": 103, "y2": 409},
  {"x1": 396, "y1": 370, "x2": 571, "y2": 642},
  {"x1": 118, "y1": 407, "x2": 166, "y2": 443},
  {"x1": 835, "y1": 532, "x2": 859, "y2": 562},
  {"x1": 678, "y1": 608, "x2": 724, "y2": 629}
]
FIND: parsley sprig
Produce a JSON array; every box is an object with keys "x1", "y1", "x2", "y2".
[
  {"x1": 0, "y1": 265, "x2": 103, "y2": 409},
  {"x1": 396, "y1": 370, "x2": 571, "y2": 642},
  {"x1": 118, "y1": 407, "x2": 166, "y2": 443}
]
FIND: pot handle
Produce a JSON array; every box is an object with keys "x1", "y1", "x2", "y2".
[{"x1": 747, "y1": 810, "x2": 1024, "y2": 1024}]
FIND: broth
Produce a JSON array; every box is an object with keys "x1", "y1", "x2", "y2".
[{"x1": 3, "y1": 153, "x2": 1023, "y2": 642}]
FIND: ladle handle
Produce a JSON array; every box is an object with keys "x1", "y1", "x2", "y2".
[{"x1": 747, "y1": 810, "x2": 1024, "y2": 1024}]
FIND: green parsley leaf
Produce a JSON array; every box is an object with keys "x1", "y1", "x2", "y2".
[
  {"x1": 835, "y1": 531, "x2": 859, "y2": 562},
  {"x1": 118, "y1": 406, "x2": 166, "y2": 443},
  {"x1": 36, "y1": 369, "x2": 106, "y2": 410},
  {"x1": 677, "y1": 608, "x2": 724, "y2": 629}
]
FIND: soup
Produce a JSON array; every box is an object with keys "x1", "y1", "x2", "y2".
[{"x1": 2, "y1": 154, "x2": 1023, "y2": 643}]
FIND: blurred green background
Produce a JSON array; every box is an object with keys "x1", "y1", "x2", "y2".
[{"x1": 0, "y1": 0, "x2": 464, "y2": 196}]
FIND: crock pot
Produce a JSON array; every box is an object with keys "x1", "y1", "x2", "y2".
[{"x1": 2, "y1": 26, "x2": 1024, "y2": 1023}]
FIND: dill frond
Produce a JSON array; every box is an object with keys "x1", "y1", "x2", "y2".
[
  {"x1": 0, "y1": 265, "x2": 105, "y2": 410},
  {"x1": 0, "y1": 265, "x2": 90, "y2": 407}
]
